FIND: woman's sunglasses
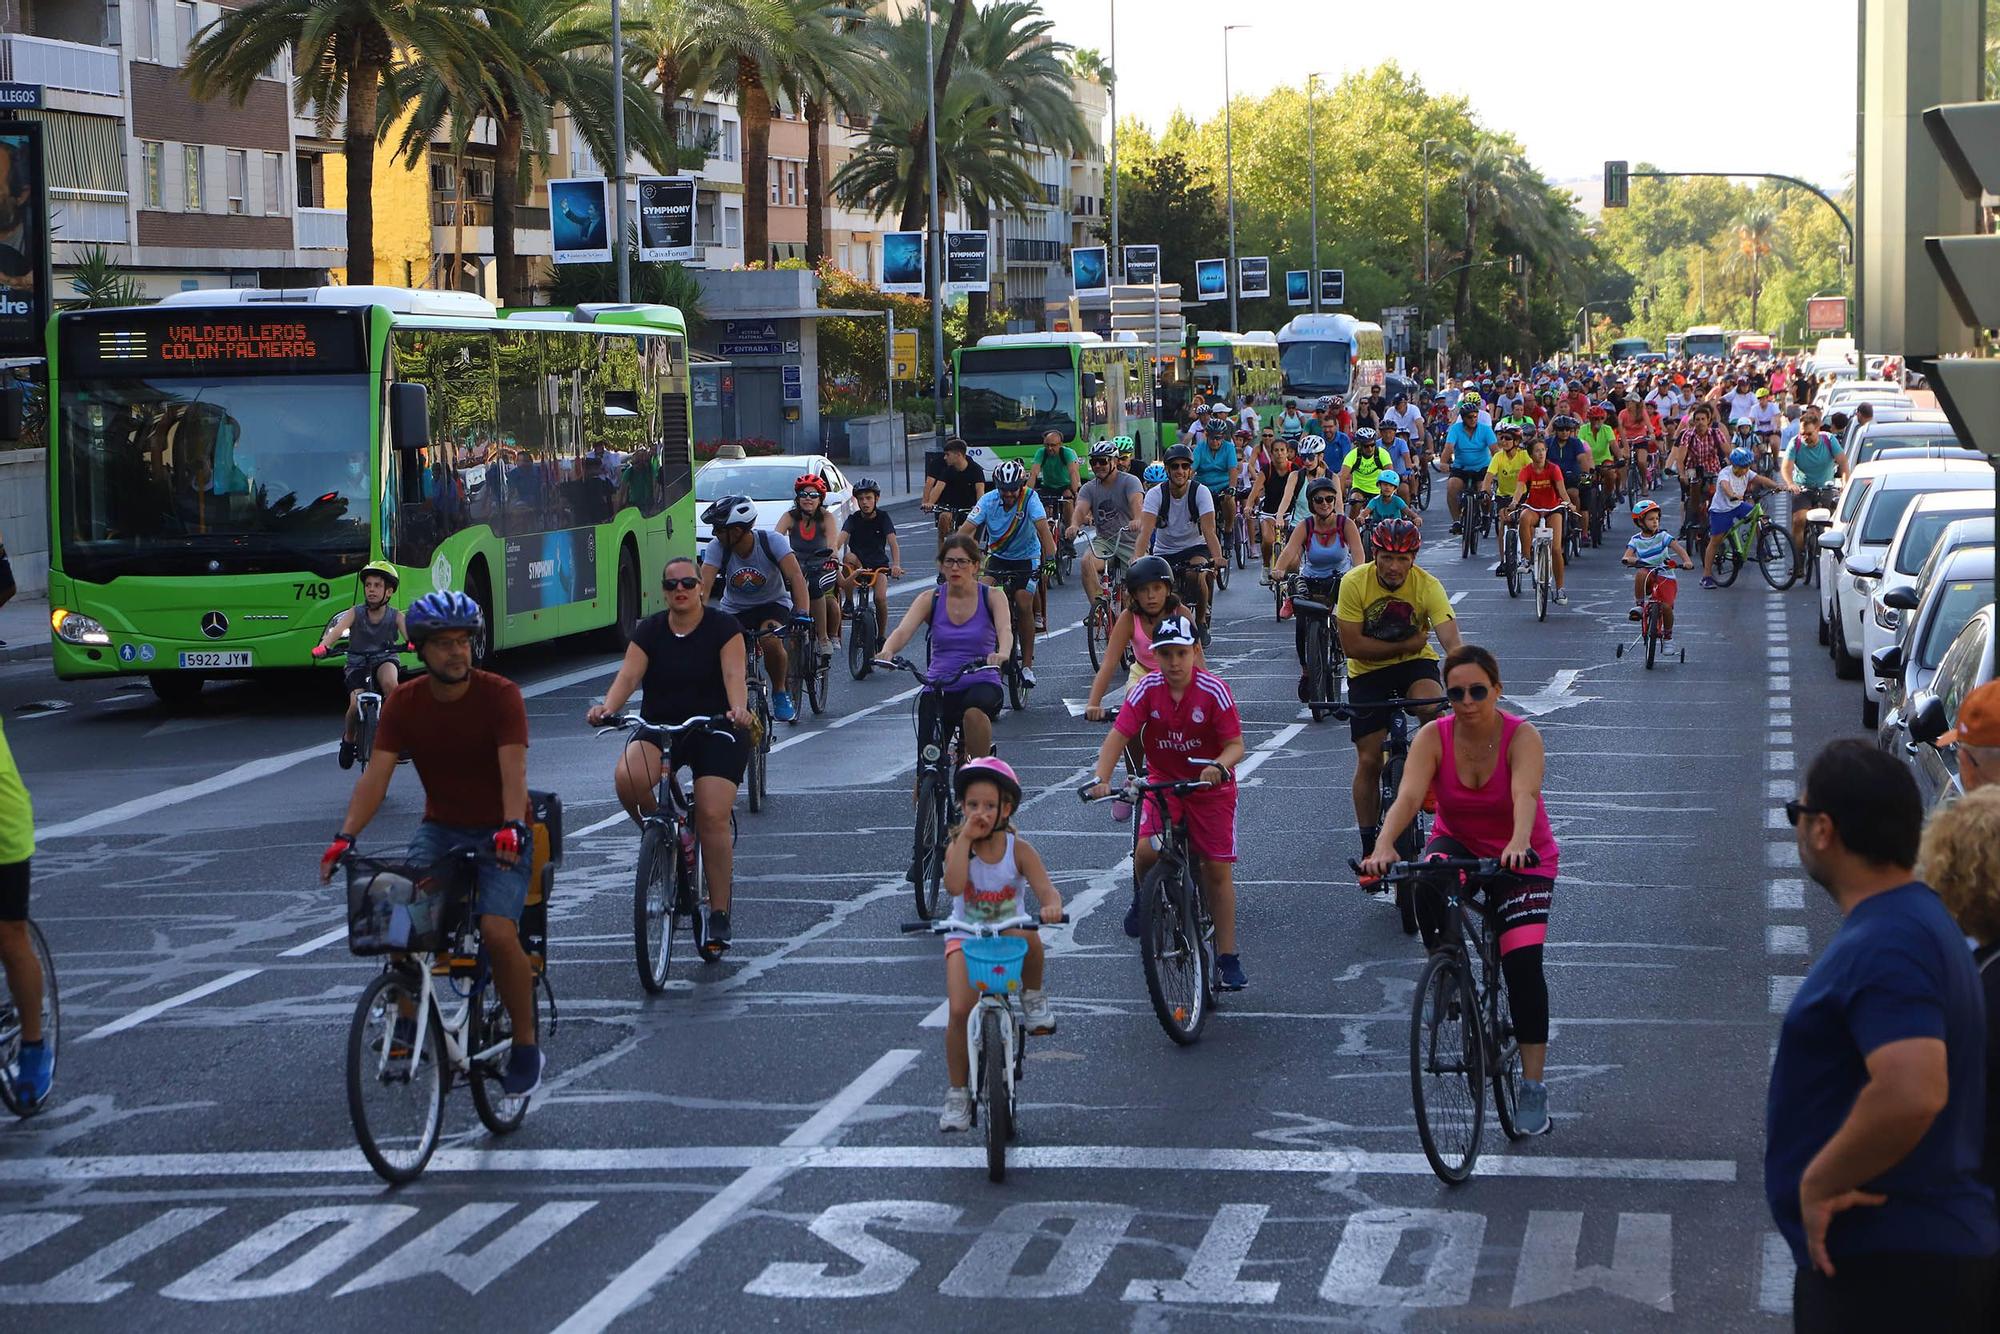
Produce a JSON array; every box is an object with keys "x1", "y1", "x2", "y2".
[
  {"x1": 1445, "y1": 683, "x2": 1491, "y2": 703},
  {"x1": 662, "y1": 576, "x2": 701, "y2": 591}
]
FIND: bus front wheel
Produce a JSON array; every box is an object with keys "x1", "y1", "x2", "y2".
[
  {"x1": 465, "y1": 566, "x2": 496, "y2": 669},
  {"x1": 605, "y1": 545, "x2": 640, "y2": 650},
  {"x1": 149, "y1": 673, "x2": 205, "y2": 709}
]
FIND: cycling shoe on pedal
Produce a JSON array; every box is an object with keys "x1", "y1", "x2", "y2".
[
  {"x1": 1215, "y1": 953, "x2": 1248, "y2": 991},
  {"x1": 772, "y1": 692, "x2": 798, "y2": 723},
  {"x1": 1122, "y1": 893, "x2": 1142, "y2": 938},
  {"x1": 500, "y1": 1043, "x2": 544, "y2": 1098},
  {"x1": 1514, "y1": 1079, "x2": 1552, "y2": 1135},
  {"x1": 338, "y1": 739, "x2": 356, "y2": 770},
  {"x1": 11, "y1": 1040, "x2": 52, "y2": 1106},
  {"x1": 705, "y1": 909, "x2": 732, "y2": 953},
  {"x1": 939, "y1": 1087, "x2": 973, "y2": 1132},
  {"x1": 1021, "y1": 989, "x2": 1056, "y2": 1035}
]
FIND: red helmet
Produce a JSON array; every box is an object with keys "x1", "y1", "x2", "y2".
[
  {"x1": 1371, "y1": 518, "x2": 1422, "y2": 554},
  {"x1": 792, "y1": 473, "x2": 829, "y2": 497}
]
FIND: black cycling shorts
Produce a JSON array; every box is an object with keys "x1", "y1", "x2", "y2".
[
  {"x1": 982, "y1": 556, "x2": 1036, "y2": 595},
  {"x1": 343, "y1": 654, "x2": 399, "y2": 693},
  {"x1": 0, "y1": 858, "x2": 26, "y2": 921},
  {"x1": 733, "y1": 604, "x2": 792, "y2": 638},
  {"x1": 1346, "y1": 657, "x2": 1443, "y2": 742},
  {"x1": 919, "y1": 683, "x2": 1005, "y2": 744},
  {"x1": 1160, "y1": 546, "x2": 1210, "y2": 577},
  {"x1": 639, "y1": 724, "x2": 749, "y2": 786},
  {"x1": 1449, "y1": 467, "x2": 1486, "y2": 487}
]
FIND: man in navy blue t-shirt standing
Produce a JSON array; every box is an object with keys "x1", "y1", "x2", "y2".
[{"x1": 1768, "y1": 740, "x2": 1998, "y2": 1330}]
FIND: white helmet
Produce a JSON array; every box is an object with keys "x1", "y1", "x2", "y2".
[
  {"x1": 1298, "y1": 435, "x2": 1327, "y2": 457},
  {"x1": 701, "y1": 494, "x2": 758, "y2": 529},
  {"x1": 993, "y1": 460, "x2": 1027, "y2": 488}
]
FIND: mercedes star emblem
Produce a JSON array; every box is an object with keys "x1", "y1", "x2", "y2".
[{"x1": 201, "y1": 611, "x2": 229, "y2": 639}]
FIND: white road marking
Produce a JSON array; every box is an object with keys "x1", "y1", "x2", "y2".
[
  {"x1": 1123, "y1": 1203, "x2": 1279, "y2": 1305},
  {"x1": 1767, "y1": 880, "x2": 1805, "y2": 911},
  {"x1": 1234, "y1": 723, "x2": 1306, "y2": 782},
  {"x1": 1768, "y1": 976, "x2": 1805, "y2": 1014},
  {"x1": 569, "y1": 811, "x2": 631, "y2": 841},
  {"x1": 1759, "y1": 1232, "x2": 1794, "y2": 1313},
  {"x1": 1449, "y1": 591, "x2": 1468, "y2": 605},
  {"x1": 551, "y1": 1048, "x2": 920, "y2": 1334},
  {"x1": 277, "y1": 926, "x2": 346, "y2": 958},
  {"x1": 1509, "y1": 1211, "x2": 1673, "y2": 1311},
  {"x1": 918, "y1": 1000, "x2": 950, "y2": 1029},
  {"x1": 40, "y1": 658, "x2": 625, "y2": 842},
  {"x1": 0, "y1": 1143, "x2": 1741, "y2": 1185},
  {"x1": 1765, "y1": 925, "x2": 1808, "y2": 955},
  {"x1": 78, "y1": 969, "x2": 264, "y2": 1042}
]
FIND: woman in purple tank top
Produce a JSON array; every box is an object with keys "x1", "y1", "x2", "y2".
[
  {"x1": 876, "y1": 534, "x2": 1012, "y2": 759},
  {"x1": 1361, "y1": 643, "x2": 1562, "y2": 1137}
]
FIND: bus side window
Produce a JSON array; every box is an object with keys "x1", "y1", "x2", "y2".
[
  {"x1": 656, "y1": 336, "x2": 692, "y2": 512},
  {"x1": 497, "y1": 328, "x2": 545, "y2": 536}
]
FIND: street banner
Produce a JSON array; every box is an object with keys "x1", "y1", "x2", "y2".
[
  {"x1": 636, "y1": 177, "x2": 697, "y2": 262},
  {"x1": 945, "y1": 231, "x2": 989, "y2": 294},
  {"x1": 1070, "y1": 245, "x2": 1108, "y2": 295},
  {"x1": 881, "y1": 231, "x2": 925, "y2": 294},
  {"x1": 1123, "y1": 244, "x2": 1159, "y2": 284},
  {"x1": 1319, "y1": 268, "x2": 1345, "y2": 306},
  {"x1": 549, "y1": 177, "x2": 611, "y2": 264},
  {"x1": 1805, "y1": 295, "x2": 1848, "y2": 334},
  {"x1": 0, "y1": 122, "x2": 50, "y2": 358},
  {"x1": 1195, "y1": 258, "x2": 1227, "y2": 302},
  {"x1": 1285, "y1": 270, "x2": 1311, "y2": 307},
  {"x1": 1238, "y1": 256, "x2": 1270, "y2": 299}
]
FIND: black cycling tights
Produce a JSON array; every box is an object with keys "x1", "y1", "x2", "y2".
[{"x1": 1413, "y1": 838, "x2": 1553, "y2": 1046}]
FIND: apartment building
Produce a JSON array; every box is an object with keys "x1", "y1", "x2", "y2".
[
  {"x1": 564, "y1": 91, "x2": 745, "y2": 277},
  {"x1": 1068, "y1": 72, "x2": 1108, "y2": 253},
  {"x1": 1, "y1": 0, "x2": 342, "y2": 298}
]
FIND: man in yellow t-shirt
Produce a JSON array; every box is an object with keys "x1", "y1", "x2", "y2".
[
  {"x1": 1335, "y1": 519, "x2": 1462, "y2": 872},
  {"x1": 0, "y1": 717, "x2": 48, "y2": 1107}
]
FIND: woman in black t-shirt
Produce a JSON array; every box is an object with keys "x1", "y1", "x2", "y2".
[{"x1": 587, "y1": 555, "x2": 752, "y2": 949}]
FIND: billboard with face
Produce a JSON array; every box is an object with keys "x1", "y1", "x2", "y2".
[{"x1": 0, "y1": 123, "x2": 50, "y2": 359}]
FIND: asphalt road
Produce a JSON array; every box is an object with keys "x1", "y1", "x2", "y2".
[{"x1": 0, "y1": 487, "x2": 1856, "y2": 1329}]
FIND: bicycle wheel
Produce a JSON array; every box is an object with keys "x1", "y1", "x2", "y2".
[
  {"x1": 1713, "y1": 534, "x2": 1742, "y2": 587},
  {"x1": 1005, "y1": 661, "x2": 1026, "y2": 712},
  {"x1": 0, "y1": 920, "x2": 57, "y2": 1117},
  {"x1": 1644, "y1": 604, "x2": 1660, "y2": 670},
  {"x1": 1139, "y1": 856, "x2": 1210, "y2": 1044},
  {"x1": 1535, "y1": 544, "x2": 1550, "y2": 622},
  {"x1": 1461, "y1": 502, "x2": 1479, "y2": 558},
  {"x1": 847, "y1": 602, "x2": 876, "y2": 680},
  {"x1": 1305, "y1": 624, "x2": 1330, "y2": 722},
  {"x1": 1085, "y1": 600, "x2": 1107, "y2": 671},
  {"x1": 1504, "y1": 530, "x2": 1522, "y2": 598},
  {"x1": 356, "y1": 697, "x2": 378, "y2": 768},
  {"x1": 1756, "y1": 523, "x2": 1798, "y2": 590},
  {"x1": 1214, "y1": 549, "x2": 1231, "y2": 591},
  {"x1": 469, "y1": 972, "x2": 541, "y2": 1135},
  {"x1": 633, "y1": 823, "x2": 674, "y2": 994},
  {"x1": 1416, "y1": 466, "x2": 1433, "y2": 511},
  {"x1": 1486, "y1": 956, "x2": 1528, "y2": 1141},
  {"x1": 1409, "y1": 951, "x2": 1486, "y2": 1184},
  {"x1": 346, "y1": 968, "x2": 445, "y2": 1184},
  {"x1": 913, "y1": 774, "x2": 949, "y2": 920},
  {"x1": 981, "y1": 1008, "x2": 1010, "y2": 1182}
]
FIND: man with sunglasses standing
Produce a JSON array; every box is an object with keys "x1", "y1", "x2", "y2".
[
  {"x1": 1769, "y1": 741, "x2": 1998, "y2": 1330},
  {"x1": 1134, "y1": 444, "x2": 1223, "y2": 639}
]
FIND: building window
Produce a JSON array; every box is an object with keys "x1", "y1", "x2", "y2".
[
  {"x1": 721, "y1": 122, "x2": 737, "y2": 162},
  {"x1": 723, "y1": 205, "x2": 740, "y2": 251},
  {"x1": 430, "y1": 160, "x2": 455, "y2": 195},
  {"x1": 142, "y1": 141, "x2": 164, "y2": 208},
  {"x1": 836, "y1": 243, "x2": 850, "y2": 273},
  {"x1": 769, "y1": 174, "x2": 780, "y2": 206},
  {"x1": 466, "y1": 166, "x2": 493, "y2": 199},
  {"x1": 135, "y1": 0, "x2": 160, "y2": 61},
  {"x1": 264, "y1": 152, "x2": 283, "y2": 214},
  {"x1": 297, "y1": 154, "x2": 318, "y2": 209},
  {"x1": 226, "y1": 150, "x2": 247, "y2": 214},
  {"x1": 183, "y1": 144, "x2": 204, "y2": 211},
  {"x1": 785, "y1": 163, "x2": 798, "y2": 206},
  {"x1": 175, "y1": 1, "x2": 197, "y2": 64}
]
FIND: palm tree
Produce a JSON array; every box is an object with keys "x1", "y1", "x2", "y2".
[
  {"x1": 186, "y1": 0, "x2": 505, "y2": 284},
  {"x1": 1726, "y1": 204, "x2": 1787, "y2": 328},
  {"x1": 1446, "y1": 137, "x2": 1540, "y2": 331},
  {"x1": 620, "y1": 0, "x2": 765, "y2": 167},
  {"x1": 1066, "y1": 47, "x2": 1112, "y2": 87},
  {"x1": 899, "y1": 0, "x2": 971, "y2": 233},
  {"x1": 387, "y1": 0, "x2": 673, "y2": 304},
  {"x1": 771, "y1": 3, "x2": 868, "y2": 268}
]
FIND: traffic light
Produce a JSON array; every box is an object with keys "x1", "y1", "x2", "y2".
[
  {"x1": 1913, "y1": 100, "x2": 2000, "y2": 461},
  {"x1": 1183, "y1": 322, "x2": 1200, "y2": 356},
  {"x1": 1508, "y1": 254, "x2": 1526, "y2": 278},
  {"x1": 1603, "y1": 160, "x2": 1628, "y2": 209}
]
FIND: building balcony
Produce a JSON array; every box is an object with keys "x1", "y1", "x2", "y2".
[
  {"x1": 0, "y1": 33, "x2": 122, "y2": 114},
  {"x1": 49, "y1": 193, "x2": 127, "y2": 245},
  {"x1": 1005, "y1": 238, "x2": 1062, "y2": 264},
  {"x1": 297, "y1": 207, "x2": 348, "y2": 250}
]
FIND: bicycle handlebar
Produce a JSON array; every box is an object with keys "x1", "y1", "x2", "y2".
[
  {"x1": 874, "y1": 655, "x2": 996, "y2": 691},
  {"x1": 1077, "y1": 772, "x2": 1217, "y2": 802},
  {"x1": 901, "y1": 912, "x2": 1070, "y2": 935},
  {"x1": 593, "y1": 713, "x2": 735, "y2": 741},
  {"x1": 1347, "y1": 850, "x2": 1541, "y2": 881},
  {"x1": 1326, "y1": 695, "x2": 1443, "y2": 722}
]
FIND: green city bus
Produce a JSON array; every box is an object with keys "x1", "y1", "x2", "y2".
[
  {"x1": 46, "y1": 286, "x2": 694, "y2": 703},
  {"x1": 951, "y1": 332, "x2": 1158, "y2": 469}
]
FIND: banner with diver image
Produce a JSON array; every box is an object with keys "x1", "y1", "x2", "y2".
[{"x1": 549, "y1": 178, "x2": 611, "y2": 264}]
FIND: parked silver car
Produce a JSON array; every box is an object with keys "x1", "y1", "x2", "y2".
[
  {"x1": 1874, "y1": 544, "x2": 1993, "y2": 751},
  {"x1": 1895, "y1": 605, "x2": 1996, "y2": 810}
]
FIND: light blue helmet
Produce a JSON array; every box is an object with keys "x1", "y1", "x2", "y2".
[
  {"x1": 1143, "y1": 462, "x2": 1168, "y2": 484},
  {"x1": 1729, "y1": 447, "x2": 1754, "y2": 467}
]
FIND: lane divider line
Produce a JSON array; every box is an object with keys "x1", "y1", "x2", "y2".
[{"x1": 78, "y1": 969, "x2": 264, "y2": 1042}]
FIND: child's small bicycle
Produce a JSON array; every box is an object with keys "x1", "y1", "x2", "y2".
[
  {"x1": 902, "y1": 911, "x2": 1066, "y2": 1183},
  {"x1": 1615, "y1": 562, "x2": 1688, "y2": 669}
]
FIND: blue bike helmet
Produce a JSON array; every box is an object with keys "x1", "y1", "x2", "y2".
[
  {"x1": 1728, "y1": 447, "x2": 1754, "y2": 467},
  {"x1": 1143, "y1": 462, "x2": 1167, "y2": 484},
  {"x1": 406, "y1": 590, "x2": 485, "y2": 645}
]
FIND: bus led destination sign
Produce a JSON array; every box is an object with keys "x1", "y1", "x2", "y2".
[{"x1": 60, "y1": 308, "x2": 366, "y2": 376}]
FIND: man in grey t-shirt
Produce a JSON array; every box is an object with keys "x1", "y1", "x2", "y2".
[
  {"x1": 1133, "y1": 445, "x2": 1222, "y2": 628},
  {"x1": 1068, "y1": 444, "x2": 1145, "y2": 603},
  {"x1": 700, "y1": 504, "x2": 812, "y2": 721}
]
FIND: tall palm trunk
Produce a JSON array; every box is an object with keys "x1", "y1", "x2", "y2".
[
  {"x1": 896, "y1": 0, "x2": 970, "y2": 233},
  {"x1": 1749, "y1": 249, "x2": 1760, "y2": 327},
  {"x1": 964, "y1": 196, "x2": 990, "y2": 332},
  {"x1": 740, "y1": 56, "x2": 772, "y2": 265},
  {"x1": 343, "y1": 42, "x2": 390, "y2": 284},
  {"x1": 1452, "y1": 199, "x2": 1480, "y2": 330},
  {"x1": 804, "y1": 93, "x2": 826, "y2": 267},
  {"x1": 494, "y1": 113, "x2": 525, "y2": 304},
  {"x1": 656, "y1": 55, "x2": 682, "y2": 160}
]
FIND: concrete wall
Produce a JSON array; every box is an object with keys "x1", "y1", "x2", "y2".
[
  {"x1": 689, "y1": 269, "x2": 823, "y2": 455},
  {"x1": 0, "y1": 450, "x2": 47, "y2": 595}
]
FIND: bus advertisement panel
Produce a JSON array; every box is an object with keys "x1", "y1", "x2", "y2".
[{"x1": 47, "y1": 290, "x2": 694, "y2": 702}]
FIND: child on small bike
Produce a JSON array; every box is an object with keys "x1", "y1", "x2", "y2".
[
  {"x1": 939, "y1": 757, "x2": 1063, "y2": 1133},
  {"x1": 311, "y1": 560, "x2": 407, "y2": 769},
  {"x1": 1621, "y1": 500, "x2": 1692, "y2": 637},
  {"x1": 1363, "y1": 471, "x2": 1412, "y2": 527}
]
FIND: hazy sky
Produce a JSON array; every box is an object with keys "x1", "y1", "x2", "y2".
[{"x1": 1043, "y1": 0, "x2": 1860, "y2": 191}]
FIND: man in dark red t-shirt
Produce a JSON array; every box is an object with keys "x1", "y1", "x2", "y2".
[{"x1": 321, "y1": 592, "x2": 545, "y2": 1096}]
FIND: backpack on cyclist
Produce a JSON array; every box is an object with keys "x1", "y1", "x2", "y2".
[
  {"x1": 1151, "y1": 481, "x2": 1208, "y2": 532},
  {"x1": 713, "y1": 528, "x2": 782, "y2": 585}
]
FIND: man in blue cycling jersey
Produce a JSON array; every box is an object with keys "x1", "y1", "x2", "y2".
[
  {"x1": 960, "y1": 460, "x2": 1057, "y2": 685},
  {"x1": 1440, "y1": 398, "x2": 1497, "y2": 534},
  {"x1": 1779, "y1": 407, "x2": 1848, "y2": 556},
  {"x1": 1193, "y1": 426, "x2": 1242, "y2": 562}
]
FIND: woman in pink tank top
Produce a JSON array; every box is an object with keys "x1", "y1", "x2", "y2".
[{"x1": 1361, "y1": 644, "x2": 1562, "y2": 1137}]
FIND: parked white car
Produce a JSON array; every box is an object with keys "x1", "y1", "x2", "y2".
[
  {"x1": 693, "y1": 453, "x2": 858, "y2": 533},
  {"x1": 1816, "y1": 457, "x2": 1992, "y2": 680},
  {"x1": 1819, "y1": 381, "x2": 1915, "y2": 417},
  {"x1": 1858, "y1": 492, "x2": 1992, "y2": 727}
]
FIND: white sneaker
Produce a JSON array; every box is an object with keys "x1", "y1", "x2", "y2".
[
  {"x1": 938, "y1": 1086, "x2": 973, "y2": 1132},
  {"x1": 1021, "y1": 989, "x2": 1056, "y2": 1035},
  {"x1": 1021, "y1": 666, "x2": 1037, "y2": 687},
  {"x1": 1553, "y1": 588, "x2": 1568, "y2": 606},
  {"x1": 818, "y1": 638, "x2": 835, "y2": 656}
]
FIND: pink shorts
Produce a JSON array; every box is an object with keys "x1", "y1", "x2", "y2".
[{"x1": 1138, "y1": 785, "x2": 1238, "y2": 863}]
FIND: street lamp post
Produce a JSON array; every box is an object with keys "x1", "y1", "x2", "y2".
[
  {"x1": 1307, "y1": 73, "x2": 1326, "y2": 311},
  {"x1": 610, "y1": 0, "x2": 630, "y2": 302},
  {"x1": 1222, "y1": 24, "x2": 1247, "y2": 332},
  {"x1": 924, "y1": 3, "x2": 947, "y2": 449},
  {"x1": 1108, "y1": 0, "x2": 1119, "y2": 277}
]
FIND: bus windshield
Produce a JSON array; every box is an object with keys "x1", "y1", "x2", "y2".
[
  {"x1": 57, "y1": 373, "x2": 373, "y2": 580},
  {"x1": 956, "y1": 347, "x2": 1076, "y2": 446},
  {"x1": 1280, "y1": 340, "x2": 1351, "y2": 397},
  {"x1": 1683, "y1": 334, "x2": 1728, "y2": 359}
]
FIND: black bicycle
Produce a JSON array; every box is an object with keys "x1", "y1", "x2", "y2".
[
  {"x1": 877, "y1": 657, "x2": 994, "y2": 919},
  {"x1": 844, "y1": 568, "x2": 891, "y2": 680},
  {"x1": 741, "y1": 626, "x2": 782, "y2": 812},
  {"x1": 324, "y1": 642, "x2": 404, "y2": 770},
  {"x1": 595, "y1": 714, "x2": 738, "y2": 991},
  {"x1": 1333, "y1": 695, "x2": 1441, "y2": 935},
  {"x1": 1460, "y1": 485, "x2": 1492, "y2": 559},
  {"x1": 1290, "y1": 574, "x2": 1347, "y2": 721},
  {"x1": 1084, "y1": 774, "x2": 1220, "y2": 1045},
  {"x1": 1358, "y1": 852, "x2": 1541, "y2": 1183},
  {"x1": 0, "y1": 919, "x2": 57, "y2": 1118}
]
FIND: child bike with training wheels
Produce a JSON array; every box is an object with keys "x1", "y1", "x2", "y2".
[
  {"x1": 936, "y1": 758, "x2": 1064, "y2": 1133},
  {"x1": 1621, "y1": 500, "x2": 1693, "y2": 638},
  {"x1": 312, "y1": 560, "x2": 408, "y2": 770}
]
